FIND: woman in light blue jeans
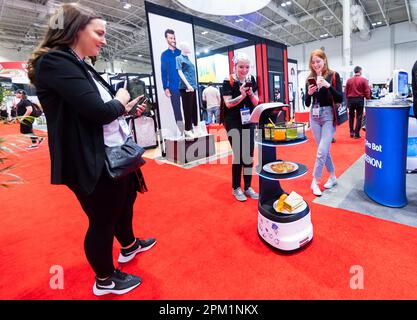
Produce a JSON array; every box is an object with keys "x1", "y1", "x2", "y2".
[
  {"x1": 310, "y1": 107, "x2": 336, "y2": 193},
  {"x1": 305, "y1": 49, "x2": 343, "y2": 196}
]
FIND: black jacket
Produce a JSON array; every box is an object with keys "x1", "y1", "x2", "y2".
[
  {"x1": 304, "y1": 72, "x2": 343, "y2": 108},
  {"x1": 35, "y1": 50, "x2": 125, "y2": 195}
]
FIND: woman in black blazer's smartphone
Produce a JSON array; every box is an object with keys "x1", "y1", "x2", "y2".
[{"x1": 27, "y1": 3, "x2": 156, "y2": 296}]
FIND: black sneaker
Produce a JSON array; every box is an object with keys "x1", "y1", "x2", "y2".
[
  {"x1": 118, "y1": 238, "x2": 157, "y2": 263},
  {"x1": 93, "y1": 269, "x2": 141, "y2": 296}
]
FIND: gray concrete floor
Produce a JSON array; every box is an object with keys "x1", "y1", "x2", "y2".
[{"x1": 314, "y1": 155, "x2": 417, "y2": 228}]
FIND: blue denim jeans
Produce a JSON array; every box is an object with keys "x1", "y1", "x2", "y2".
[
  {"x1": 206, "y1": 106, "x2": 220, "y2": 124},
  {"x1": 310, "y1": 106, "x2": 336, "y2": 179}
]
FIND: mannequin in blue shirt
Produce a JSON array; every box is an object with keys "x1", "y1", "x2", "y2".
[{"x1": 176, "y1": 41, "x2": 198, "y2": 138}]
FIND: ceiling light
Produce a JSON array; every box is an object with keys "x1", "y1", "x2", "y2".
[
  {"x1": 204, "y1": 49, "x2": 209, "y2": 53},
  {"x1": 372, "y1": 23, "x2": 377, "y2": 26},
  {"x1": 320, "y1": 33, "x2": 328, "y2": 38},
  {"x1": 286, "y1": 1, "x2": 292, "y2": 5},
  {"x1": 176, "y1": 0, "x2": 271, "y2": 15},
  {"x1": 377, "y1": 21, "x2": 382, "y2": 25},
  {"x1": 281, "y1": 3, "x2": 286, "y2": 7},
  {"x1": 201, "y1": 31, "x2": 208, "y2": 35},
  {"x1": 323, "y1": 15, "x2": 333, "y2": 21},
  {"x1": 235, "y1": 18, "x2": 243, "y2": 22},
  {"x1": 123, "y1": 3, "x2": 131, "y2": 9},
  {"x1": 138, "y1": 54, "x2": 142, "y2": 57},
  {"x1": 196, "y1": 52, "x2": 200, "y2": 56}
]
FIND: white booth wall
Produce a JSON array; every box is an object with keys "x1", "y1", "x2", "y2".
[{"x1": 288, "y1": 21, "x2": 417, "y2": 85}]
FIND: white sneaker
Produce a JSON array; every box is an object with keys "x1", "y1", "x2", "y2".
[
  {"x1": 184, "y1": 130, "x2": 195, "y2": 139},
  {"x1": 244, "y1": 187, "x2": 259, "y2": 200},
  {"x1": 232, "y1": 187, "x2": 247, "y2": 202},
  {"x1": 324, "y1": 176, "x2": 337, "y2": 189},
  {"x1": 311, "y1": 181, "x2": 322, "y2": 196}
]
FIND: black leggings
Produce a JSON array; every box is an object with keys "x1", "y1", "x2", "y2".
[
  {"x1": 225, "y1": 121, "x2": 255, "y2": 190},
  {"x1": 180, "y1": 89, "x2": 198, "y2": 131},
  {"x1": 20, "y1": 123, "x2": 38, "y2": 144},
  {"x1": 71, "y1": 170, "x2": 137, "y2": 278},
  {"x1": 348, "y1": 97, "x2": 364, "y2": 136}
]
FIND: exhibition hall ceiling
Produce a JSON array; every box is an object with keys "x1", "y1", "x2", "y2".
[{"x1": 0, "y1": 0, "x2": 412, "y2": 67}]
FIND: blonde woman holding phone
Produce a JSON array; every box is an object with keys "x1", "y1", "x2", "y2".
[{"x1": 222, "y1": 52, "x2": 259, "y2": 202}]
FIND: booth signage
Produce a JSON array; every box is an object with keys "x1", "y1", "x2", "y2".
[
  {"x1": 364, "y1": 105, "x2": 410, "y2": 208},
  {"x1": 364, "y1": 139, "x2": 383, "y2": 169}
]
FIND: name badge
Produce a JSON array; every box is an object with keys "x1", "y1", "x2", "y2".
[
  {"x1": 312, "y1": 102, "x2": 320, "y2": 118},
  {"x1": 240, "y1": 107, "x2": 251, "y2": 125}
]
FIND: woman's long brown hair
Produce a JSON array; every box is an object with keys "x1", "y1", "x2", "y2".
[
  {"x1": 306, "y1": 49, "x2": 334, "y2": 83},
  {"x1": 27, "y1": 3, "x2": 102, "y2": 85}
]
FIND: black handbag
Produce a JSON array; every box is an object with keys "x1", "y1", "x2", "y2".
[
  {"x1": 104, "y1": 137, "x2": 146, "y2": 179},
  {"x1": 332, "y1": 72, "x2": 348, "y2": 126}
]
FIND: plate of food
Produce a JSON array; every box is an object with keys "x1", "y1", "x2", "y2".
[
  {"x1": 273, "y1": 191, "x2": 306, "y2": 214},
  {"x1": 273, "y1": 198, "x2": 307, "y2": 214},
  {"x1": 263, "y1": 161, "x2": 299, "y2": 174}
]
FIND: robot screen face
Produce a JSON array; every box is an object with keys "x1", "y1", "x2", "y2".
[{"x1": 398, "y1": 72, "x2": 408, "y2": 96}]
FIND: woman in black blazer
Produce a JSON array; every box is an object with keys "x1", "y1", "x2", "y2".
[{"x1": 27, "y1": 3, "x2": 156, "y2": 296}]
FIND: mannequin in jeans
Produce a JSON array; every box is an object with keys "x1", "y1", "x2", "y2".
[
  {"x1": 305, "y1": 49, "x2": 343, "y2": 196},
  {"x1": 176, "y1": 41, "x2": 198, "y2": 139}
]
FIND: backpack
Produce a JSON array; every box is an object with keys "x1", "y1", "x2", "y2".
[{"x1": 30, "y1": 102, "x2": 43, "y2": 118}]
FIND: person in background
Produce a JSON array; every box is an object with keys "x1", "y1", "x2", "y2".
[
  {"x1": 161, "y1": 29, "x2": 183, "y2": 135},
  {"x1": 380, "y1": 84, "x2": 388, "y2": 98},
  {"x1": 198, "y1": 84, "x2": 207, "y2": 124},
  {"x1": 222, "y1": 52, "x2": 259, "y2": 202},
  {"x1": 305, "y1": 49, "x2": 343, "y2": 196},
  {"x1": 27, "y1": 3, "x2": 156, "y2": 296},
  {"x1": 15, "y1": 89, "x2": 44, "y2": 149},
  {"x1": 345, "y1": 66, "x2": 371, "y2": 139},
  {"x1": 300, "y1": 88, "x2": 305, "y2": 109},
  {"x1": 202, "y1": 82, "x2": 221, "y2": 124}
]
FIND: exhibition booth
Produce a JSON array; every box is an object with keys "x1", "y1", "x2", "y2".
[
  {"x1": 145, "y1": 1, "x2": 290, "y2": 163},
  {"x1": 364, "y1": 70, "x2": 413, "y2": 208}
]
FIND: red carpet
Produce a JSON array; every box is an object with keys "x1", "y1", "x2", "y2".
[{"x1": 1, "y1": 122, "x2": 417, "y2": 300}]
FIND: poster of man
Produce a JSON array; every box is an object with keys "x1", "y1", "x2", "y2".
[{"x1": 147, "y1": 12, "x2": 200, "y2": 141}]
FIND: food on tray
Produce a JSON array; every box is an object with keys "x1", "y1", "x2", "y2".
[
  {"x1": 286, "y1": 125, "x2": 297, "y2": 140},
  {"x1": 264, "y1": 122, "x2": 306, "y2": 141},
  {"x1": 264, "y1": 123, "x2": 274, "y2": 139},
  {"x1": 272, "y1": 127, "x2": 286, "y2": 141},
  {"x1": 270, "y1": 162, "x2": 296, "y2": 174},
  {"x1": 283, "y1": 191, "x2": 304, "y2": 212},
  {"x1": 274, "y1": 194, "x2": 287, "y2": 212}
]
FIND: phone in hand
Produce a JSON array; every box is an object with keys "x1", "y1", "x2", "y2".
[
  {"x1": 128, "y1": 96, "x2": 148, "y2": 116},
  {"x1": 138, "y1": 96, "x2": 148, "y2": 105},
  {"x1": 308, "y1": 78, "x2": 317, "y2": 87},
  {"x1": 244, "y1": 82, "x2": 253, "y2": 88}
]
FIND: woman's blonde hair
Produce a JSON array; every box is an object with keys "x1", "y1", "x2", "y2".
[
  {"x1": 233, "y1": 52, "x2": 250, "y2": 67},
  {"x1": 27, "y1": 3, "x2": 102, "y2": 85},
  {"x1": 306, "y1": 49, "x2": 334, "y2": 82}
]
